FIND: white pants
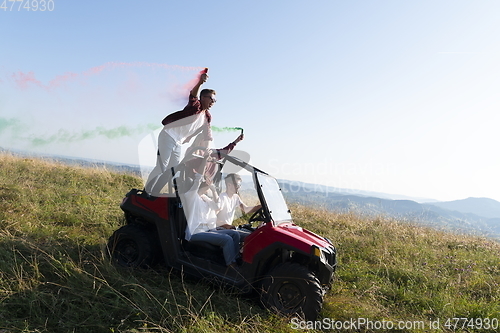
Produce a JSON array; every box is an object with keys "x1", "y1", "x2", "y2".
[{"x1": 144, "y1": 131, "x2": 181, "y2": 194}]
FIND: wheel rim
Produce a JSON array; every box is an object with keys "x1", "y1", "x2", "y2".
[
  {"x1": 273, "y1": 281, "x2": 305, "y2": 311},
  {"x1": 115, "y1": 239, "x2": 139, "y2": 266}
]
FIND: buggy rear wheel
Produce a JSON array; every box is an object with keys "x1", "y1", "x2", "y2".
[
  {"x1": 107, "y1": 223, "x2": 158, "y2": 268},
  {"x1": 260, "y1": 262, "x2": 324, "y2": 320}
]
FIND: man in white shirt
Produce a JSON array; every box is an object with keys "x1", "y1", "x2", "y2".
[{"x1": 217, "y1": 174, "x2": 261, "y2": 240}]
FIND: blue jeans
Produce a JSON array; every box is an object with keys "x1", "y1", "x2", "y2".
[{"x1": 190, "y1": 229, "x2": 240, "y2": 265}]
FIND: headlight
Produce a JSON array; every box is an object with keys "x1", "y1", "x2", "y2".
[
  {"x1": 312, "y1": 245, "x2": 326, "y2": 262},
  {"x1": 312, "y1": 245, "x2": 336, "y2": 266}
]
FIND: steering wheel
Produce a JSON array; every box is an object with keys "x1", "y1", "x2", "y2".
[
  {"x1": 248, "y1": 207, "x2": 266, "y2": 223},
  {"x1": 237, "y1": 208, "x2": 265, "y2": 232}
]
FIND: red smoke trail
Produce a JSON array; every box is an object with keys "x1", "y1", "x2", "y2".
[
  {"x1": 82, "y1": 62, "x2": 204, "y2": 77},
  {"x1": 47, "y1": 72, "x2": 79, "y2": 89},
  {"x1": 9, "y1": 62, "x2": 205, "y2": 92},
  {"x1": 11, "y1": 71, "x2": 44, "y2": 90}
]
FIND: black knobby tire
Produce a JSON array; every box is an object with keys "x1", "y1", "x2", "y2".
[
  {"x1": 107, "y1": 224, "x2": 158, "y2": 268},
  {"x1": 260, "y1": 262, "x2": 324, "y2": 320}
]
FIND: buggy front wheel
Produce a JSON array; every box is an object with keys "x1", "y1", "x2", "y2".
[{"x1": 259, "y1": 262, "x2": 324, "y2": 320}]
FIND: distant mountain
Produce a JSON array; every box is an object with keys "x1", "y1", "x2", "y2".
[
  {"x1": 428, "y1": 197, "x2": 500, "y2": 219},
  {"x1": 276, "y1": 179, "x2": 438, "y2": 203},
  {"x1": 2, "y1": 149, "x2": 142, "y2": 176},
  {"x1": 278, "y1": 180, "x2": 500, "y2": 240}
]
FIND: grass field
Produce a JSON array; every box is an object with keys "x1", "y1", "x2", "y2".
[{"x1": 0, "y1": 152, "x2": 499, "y2": 332}]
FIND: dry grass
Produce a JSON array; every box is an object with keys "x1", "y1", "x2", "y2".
[{"x1": 1, "y1": 152, "x2": 499, "y2": 332}]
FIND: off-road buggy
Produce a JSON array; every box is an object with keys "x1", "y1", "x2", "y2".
[{"x1": 107, "y1": 153, "x2": 336, "y2": 320}]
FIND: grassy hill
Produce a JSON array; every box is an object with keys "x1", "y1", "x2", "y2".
[{"x1": 0, "y1": 152, "x2": 499, "y2": 332}]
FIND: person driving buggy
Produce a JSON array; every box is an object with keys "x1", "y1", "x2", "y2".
[{"x1": 216, "y1": 173, "x2": 261, "y2": 241}]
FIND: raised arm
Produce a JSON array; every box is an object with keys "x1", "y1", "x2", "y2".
[
  {"x1": 190, "y1": 69, "x2": 209, "y2": 97},
  {"x1": 194, "y1": 148, "x2": 212, "y2": 174}
]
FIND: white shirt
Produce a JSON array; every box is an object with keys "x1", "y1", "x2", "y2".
[
  {"x1": 181, "y1": 173, "x2": 220, "y2": 240},
  {"x1": 164, "y1": 113, "x2": 206, "y2": 144},
  {"x1": 216, "y1": 192, "x2": 243, "y2": 227}
]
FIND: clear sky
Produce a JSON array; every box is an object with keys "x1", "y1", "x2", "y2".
[{"x1": 1, "y1": 0, "x2": 499, "y2": 202}]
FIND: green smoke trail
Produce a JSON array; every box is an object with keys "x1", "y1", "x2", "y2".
[
  {"x1": 211, "y1": 126, "x2": 243, "y2": 133},
  {"x1": 0, "y1": 117, "x2": 160, "y2": 146},
  {"x1": 2, "y1": 120, "x2": 245, "y2": 147},
  {"x1": 0, "y1": 117, "x2": 22, "y2": 134},
  {"x1": 29, "y1": 123, "x2": 160, "y2": 146}
]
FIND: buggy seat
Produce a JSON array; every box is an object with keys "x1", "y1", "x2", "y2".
[{"x1": 171, "y1": 197, "x2": 225, "y2": 265}]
